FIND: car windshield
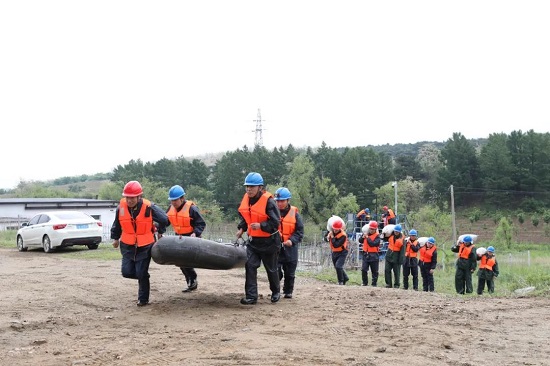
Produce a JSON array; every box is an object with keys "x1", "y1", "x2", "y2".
[{"x1": 55, "y1": 212, "x2": 92, "y2": 220}]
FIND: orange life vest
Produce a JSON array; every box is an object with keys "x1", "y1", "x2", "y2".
[
  {"x1": 330, "y1": 230, "x2": 348, "y2": 252},
  {"x1": 458, "y1": 244, "x2": 474, "y2": 259},
  {"x1": 238, "y1": 192, "x2": 272, "y2": 238},
  {"x1": 362, "y1": 232, "x2": 379, "y2": 253},
  {"x1": 420, "y1": 245, "x2": 436, "y2": 263},
  {"x1": 167, "y1": 200, "x2": 194, "y2": 235},
  {"x1": 480, "y1": 255, "x2": 496, "y2": 270},
  {"x1": 279, "y1": 206, "x2": 298, "y2": 241},
  {"x1": 388, "y1": 235, "x2": 403, "y2": 252},
  {"x1": 119, "y1": 198, "x2": 155, "y2": 247},
  {"x1": 405, "y1": 238, "x2": 419, "y2": 258}
]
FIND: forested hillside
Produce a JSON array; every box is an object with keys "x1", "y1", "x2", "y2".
[{"x1": 3, "y1": 130, "x2": 550, "y2": 238}]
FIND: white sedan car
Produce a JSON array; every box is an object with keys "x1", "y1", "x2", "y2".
[{"x1": 16, "y1": 211, "x2": 104, "y2": 253}]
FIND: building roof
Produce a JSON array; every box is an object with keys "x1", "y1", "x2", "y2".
[{"x1": 0, "y1": 198, "x2": 118, "y2": 209}]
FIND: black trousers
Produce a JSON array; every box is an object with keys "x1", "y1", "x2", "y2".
[
  {"x1": 120, "y1": 243, "x2": 153, "y2": 303},
  {"x1": 180, "y1": 267, "x2": 197, "y2": 284},
  {"x1": 403, "y1": 264, "x2": 419, "y2": 290},
  {"x1": 278, "y1": 260, "x2": 297, "y2": 295},
  {"x1": 244, "y1": 243, "x2": 280, "y2": 300},
  {"x1": 420, "y1": 263, "x2": 435, "y2": 292},
  {"x1": 361, "y1": 255, "x2": 379, "y2": 286}
]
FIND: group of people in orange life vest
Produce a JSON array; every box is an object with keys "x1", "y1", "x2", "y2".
[
  {"x1": 451, "y1": 235, "x2": 499, "y2": 295},
  {"x1": 112, "y1": 175, "x2": 305, "y2": 307},
  {"x1": 326, "y1": 219, "x2": 438, "y2": 291},
  {"x1": 327, "y1": 220, "x2": 499, "y2": 294}
]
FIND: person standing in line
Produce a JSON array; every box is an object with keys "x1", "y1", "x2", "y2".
[
  {"x1": 274, "y1": 187, "x2": 304, "y2": 299},
  {"x1": 381, "y1": 205, "x2": 396, "y2": 227},
  {"x1": 477, "y1": 246, "x2": 499, "y2": 295},
  {"x1": 419, "y1": 237, "x2": 437, "y2": 292},
  {"x1": 358, "y1": 220, "x2": 381, "y2": 286},
  {"x1": 384, "y1": 224, "x2": 405, "y2": 288},
  {"x1": 166, "y1": 184, "x2": 206, "y2": 293},
  {"x1": 326, "y1": 219, "x2": 350, "y2": 285},
  {"x1": 236, "y1": 172, "x2": 282, "y2": 305},
  {"x1": 451, "y1": 235, "x2": 477, "y2": 294},
  {"x1": 403, "y1": 229, "x2": 420, "y2": 290},
  {"x1": 111, "y1": 180, "x2": 169, "y2": 306}
]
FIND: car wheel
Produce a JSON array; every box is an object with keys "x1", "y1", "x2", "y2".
[
  {"x1": 17, "y1": 236, "x2": 28, "y2": 252},
  {"x1": 87, "y1": 244, "x2": 99, "y2": 250},
  {"x1": 43, "y1": 235, "x2": 54, "y2": 253}
]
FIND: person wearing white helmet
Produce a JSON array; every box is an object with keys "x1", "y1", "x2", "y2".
[
  {"x1": 419, "y1": 237, "x2": 438, "y2": 292},
  {"x1": 451, "y1": 235, "x2": 477, "y2": 294},
  {"x1": 325, "y1": 218, "x2": 350, "y2": 285},
  {"x1": 358, "y1": 220, "x2": 381, "y2": 286},
  {"x1": 403, "y1": 229, "x2": 421, "y2": 290},
  {"x1": 166, "y1": 185, "x2": 207, "y2": 293},
  {"x1": 384, "y1": 224, "x2": 405, "y2": 288},
  {"x1": 477, "y1": 245, "x2": 499, "y2": 295},
  {"x1": 237, "y1": 172, "x2": 282, "y2": 305}
]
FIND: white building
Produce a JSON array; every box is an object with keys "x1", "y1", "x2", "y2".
[{"x1": 0, "y1": 198, "x2": 118, "y2": 239}]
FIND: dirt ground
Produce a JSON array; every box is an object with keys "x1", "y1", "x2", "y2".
[{"x1": 1, "y1": 247, "x2": 549, "y2": 366}]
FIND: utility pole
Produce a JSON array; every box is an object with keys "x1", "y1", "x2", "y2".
[
  {"x1": 451, "y1": 184, "x2": 456, "y2": 247},
  {"x1": 253, "y1": 108, "x2": 264, "y2": 147}
]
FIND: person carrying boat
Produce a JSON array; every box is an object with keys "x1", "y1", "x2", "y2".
[
  {"x1": 274, "y1": 187, "x2": 304, "y2": 299},
  {"x1": 165, "y1": 184, "x2": 207, "y2": 293},
  {"x1": 236, "y1": 172, "x2": 282, "y2": 305}
]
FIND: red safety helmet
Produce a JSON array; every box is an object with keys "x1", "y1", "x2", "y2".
[
  {"x1": 369, "y1": 221, "x2": 378, "y2": 229},
  {"x1": 383, "y1": 205, "x2": 388, "y2": 211},
  {"x1": 332, "y1": 220, "x2": 343, "y2": 230},
  {"x1": 122, "y1": 181, "x2": 143, "y2": 197}
]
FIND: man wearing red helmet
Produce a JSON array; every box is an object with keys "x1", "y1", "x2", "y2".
[
  {"x1": 111, "y1": 180, "x2": 169, "y2": 306},
  {"x1": 358, "y1": 220, "x2": 381, "y2": 286},
  {"x1": 325, "y1": 218, "x2": 349, "y2": 285}
]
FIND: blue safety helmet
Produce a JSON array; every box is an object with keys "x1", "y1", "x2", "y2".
[
  {"x1": 487, "y1": 246, "x2": 495, "y2": 253},
  {"x1": 409, "y1": 229, "x2": 417, "y2": 236},
  {"x1": 244, "y1": 172, "x2": 264, "y2": 186},
  {"x1": 365, "y1": 208, "x2": 370, "y2": 213},
  {"x1": 394, "y1": 224, "x2": 402, "y2": 233},
  {"x1": 427, "y1": 237, "x2": 436, "y2": 244},
  {"x1": 463, "y1": 235, "x2": 473, "y2": 244},
  {"x1": 274, "y1": 187, "x2": 291, "y2": 200},
  {"x1": 168, "y1": 185, "x2": 185, "y2": 200}
]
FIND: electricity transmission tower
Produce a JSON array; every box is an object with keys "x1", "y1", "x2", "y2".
[{"x1": 252, "y1": 108, "x2": 265, "y2": 147}]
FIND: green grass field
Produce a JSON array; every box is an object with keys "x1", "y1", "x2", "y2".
[{"x1": 2, "y1": 230, "x2": 549, "y2": 297}]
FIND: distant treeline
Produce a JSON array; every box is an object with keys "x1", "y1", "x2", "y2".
[{"x1": 5, "y1": 130, "x2": 550, "y2": 225}]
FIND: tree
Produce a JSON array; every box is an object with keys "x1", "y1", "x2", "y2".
[{"x1": 436, "y1": 132, "x2": 482, "y2": 206}]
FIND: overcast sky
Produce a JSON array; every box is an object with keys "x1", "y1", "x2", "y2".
[{"x1": 1, "y1": 1, "x2": 549, "y2": 190}]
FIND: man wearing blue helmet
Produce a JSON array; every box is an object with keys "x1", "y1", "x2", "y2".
[
  {"x1": 166, "y1": 184, "x2": 207, "y2": 293},
  {"x1": 236, "y1": 172, "x2": 281, "y2": 305},
  {"x1": 451, "y1": 235, "x2": 477, "y2": 294},
  {"x1": 403, "y1": 229, "x2": 420, "y2": 290},
  {"x1": 356, "y1": 207, "x2": 371, "y2": 229},
  {"x1": 384, "y1": 224, "x2": 405, "y2": 288},
  {"x1": 274, "y1": 187, "x2": 304, "y2": 299},
  {"x1": 477, "y1": 246, "x2": 499, "y2": 295}
]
